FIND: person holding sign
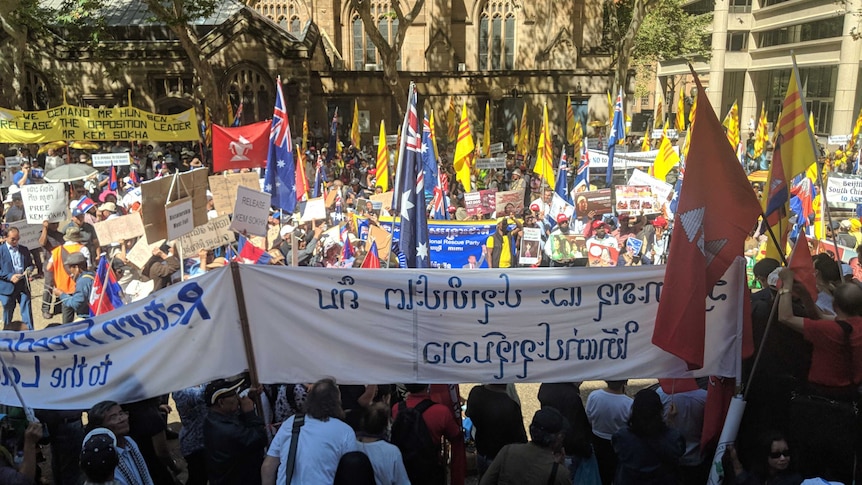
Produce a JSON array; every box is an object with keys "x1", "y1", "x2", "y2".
[
  {"x1": 52, "y1": 252, "x2": 93, "y2": 320},
  {"x1": 0, "y1": 227, "x2": 33, "y2": 330}
]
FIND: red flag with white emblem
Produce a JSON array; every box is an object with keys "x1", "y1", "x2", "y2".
[
  {"x1": 652, "y1": 73, "x2": 762, "y2": 370},
  {"x1": 212, "y1": 121, "x2": 271, "y2": 172}
]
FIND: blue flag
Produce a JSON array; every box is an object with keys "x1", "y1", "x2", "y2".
[
  {"x1": 263, "y1": 76, "x2": 297, "y2": 214},
  {"x1": 554, "y1": 147, "x2": 573, "y2": 204},
  {"x1": 421, "y1": 113, "x2": 438, "y2": 202},
  {"x1": 232, "y1": 101, "x2": 243, "y2": 127},
  {"x1": 606, "y1": 90, "x2": 625, "y2": 185},
  {"x1": 326, "y1": 107, "x2": 338, "y2": 163},
  {"x1": 395, "y1": 84, "x2": 429, "y2": 268}
]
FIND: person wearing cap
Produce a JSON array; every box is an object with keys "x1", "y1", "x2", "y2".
[
  {"x1": 44, "y1": 226, "x2": 88, "y2": 322},
  {"x1": 641, "y1": 216, "x2": 669, "y2": 265},
  {"x1": 98, "y1": 202, "x2": 120, "y2": 222},
  {"x1": 4, "y1": 189, "x2": 25, "y2": 223},
  {"x1": 485, "y1": 217, "x2": 523, "y2": 268},
  {"x1": 586, "y1": 220, "x2": 619, "y2": 252},
  {"x1": 52, "y1": 251, "x2": 94, "y2": 320},
  {"x1": 509, "y1": 168, "x2": 526, "y2": 194},
  {"x1": 262, "y1": 378, "x2": 360, "y2": 485},
  {"x1": 79, "y1": 428, "x2": 120, "y2": 484},
  {"x1": 203, "y1": 378, "x2": 267, "y2": 485},
  {"x1": 479, "y1": 408, "x2": 570, "y2": 485},
  {"x1": 0, "y1": 227, "x2": 34, "y2": 330},
  {"x1": 86, "y1": 401, "x2": 155, "y2": 485},
  {"x1": 65, "y1": 206, "x2": 98, "y2": 257}
]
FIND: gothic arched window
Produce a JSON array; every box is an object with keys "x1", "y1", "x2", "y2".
[
  {"x1": 351, "y1": 1, "x2": 401, "y2": 70},
  {"x1": 479, "y1": 1, "x2": 517, "y2": 71}
]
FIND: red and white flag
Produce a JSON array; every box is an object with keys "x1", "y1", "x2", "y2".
[
  {"x1": 212, "y1": 121, "x2": 270, "y2": 172},
  {"x1": 652, "y1": 72, "x2": 762, "y2": 370}
]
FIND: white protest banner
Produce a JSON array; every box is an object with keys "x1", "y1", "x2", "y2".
[
  {"x1": 4, "y1": 156, "x2": 21, "y2": 167},
  {"x1": 22, "y1": 183, "x2": 67, "y2": 224},
  {"x1": 489, "y1": 142, "x2": 504, "y2": 155},
  {"x1": 3, "y1": 223, "x2": 42, "y2": 250},
  {"x1": 587, "y1": 150, "x2": 658, "y2": 168},
  {"x1": 230, "y1": 185, "x2": 269, "y2": 237},
  {"x1": 91, "y1": 153, "x2": 131, "y2": 167},
  {"x1": 825, "y1": 172, "x2": 862, "y2": 208},
  {"x1": 165, "y1": 197, "x2": 194, "y2": 241},
  {"x1": 475, "y1": 157, "x2": 507, "y2": 169},
  {"x1": 828, "y1": 135, "x2": 851, "y2": 145},
  {"x1": 298, "y1": 197, "x2": 326, "y2": 222},
  {"x1": 93, "y1": 212, "x2": 145, "y2": 245},
  {"x1": 244, "y1": 261, "x2": 745, "y2": 384},
  {"x1": 628, "y1": 169, "x2": 673, "y2": 203},
  {"x1": 178, "y1": 215, "x2": 236, "y2": 255},
  {"x1": 0, "y1": 270, "x2": 247, "y2": 409}
]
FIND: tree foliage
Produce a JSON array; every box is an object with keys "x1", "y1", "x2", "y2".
[{"x1": 349, "y1": 0, "x2": 425, "y2": 116}]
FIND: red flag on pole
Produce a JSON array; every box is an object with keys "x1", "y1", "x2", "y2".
[
  {"x1": 361, "y1": 241, "x2": 381, "y2": 269},
  {"x1": 652, "y1": 72, "x2": 763, "y2": 370},
  {"x1": 212, "y1": 121, "x2": 271, "y2": 172},
  {"x1": 787, "y1": 230, "x2": 818, "y2": 300}
]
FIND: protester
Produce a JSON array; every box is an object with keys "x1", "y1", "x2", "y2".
[
  {"x1": 586, "y1": 380, "x2": 632, "y2": 485},
  {"x1": 261, "y1": 377, "x2": 359, "y2": 485},
  {"x1": 725, "y1": 432, "x2": 803, "y2": 485},
  {"x1": 142, "y1": 242, "x2": 180, "y2": 291},
  {"x1": 466, "y1": 383, "x2": 528, "y2": 479},
  {"x1": 356, "y1": 402, "x2": 410, "y2": 485},
  {"x1": 538, "y1": 382, "x2": 594, "y2": 479},
  {"x1": 612, "y1": 388, "x2": 684, "y2": 484},
  {"x1": 52, "y1": 252, "x2": 93, "y2": 320},
  {"x1": 0, "y1": 227, "x2": 33, "y2": 329},
  {"x1": 80, "y1": 428, "x2": 121, "y2": 485},
  {"x1": 479, "y1": 408, "x2": 571, "y2": 485},
  {"x1": 86, "y1": 401, "x2": 155, "y2": 485},
  {"x1": 172, "y1": 384, "x2": 208, "y2": 485},
  {"x1": 203, "y1": 377, "x2": 267, "y2": 485}
]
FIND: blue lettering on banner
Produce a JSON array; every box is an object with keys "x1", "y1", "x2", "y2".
[
  {"x1": 0, "y1": 282, "x2": 211, "y2": 355},
  {"x1": 422, "y1": 320, "x2": 641, "y2": 379},
  {"x1": 381, "y1": 219, "x2": 497, "y2": 269}
]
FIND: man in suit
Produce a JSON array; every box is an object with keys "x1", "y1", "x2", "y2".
[{"x1": 0, "y1": 227, "x2": 33, "y2": 329}]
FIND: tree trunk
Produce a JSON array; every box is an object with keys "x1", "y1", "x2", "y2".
[
  {"x1": 0, "y1": 0, "x2": 27, "y2": 109},
  {"x1": 615, "y1": 0, "x2": 656, "y2": 94},
  {"x1": 171, "y1": 24, "x2": 227, "y2": 125}
]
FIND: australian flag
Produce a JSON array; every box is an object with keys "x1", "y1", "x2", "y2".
[
  {"x1": 606, "y1": 90, "x2": 625, "y2": 185},
  {"x1": 327, "y1": 107, "x2": 338, "y2": 163},
  {"x1": 573, "y1": 142, "x2": 590, "y2": 193},
  {"x1": 263, "y1": 76, "x2": 297, "y2": 214},
  {"x1": 395, "y1": 83, "x2": 429, "y2": 268},
  {"x1": 421, "y1": 114, "x2": 438, "y2": 203},
  {"x1": 555, "y1": 147, "x2": 573, "y2": 204}
]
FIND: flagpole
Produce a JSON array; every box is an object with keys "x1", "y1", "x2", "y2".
[
  {"x1": 228, "y1": 262, "x2": 262, "y2": 391},
  {"x1": 742, "y1": 291, "x2": 781, "y2": 401},
  {"x1": 760, "y1": 213, "x2": 788, "y2": 265}
]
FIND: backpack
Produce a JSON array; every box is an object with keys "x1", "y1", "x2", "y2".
[{"x1": 390, "y1": 399, "x2": 445, "y2": 485}]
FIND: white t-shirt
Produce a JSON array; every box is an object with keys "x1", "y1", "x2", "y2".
[
  {"x1": 586, "y1": 390, "x2": 633, "y2": 440},
  {"x1": 586, "y1": 234, "x2": 619, "y2": 250},
  {"x1": 356, "y1": 440, "x2": 411, "y2": 485},
  {"x1": 267, "y1": 415, "x2": 359, "y2": 485}
]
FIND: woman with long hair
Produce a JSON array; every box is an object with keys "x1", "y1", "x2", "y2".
[
  {"x1": 611, "y1": 389, "x2": 684, "y2": 485},
  {"x1": 725, "y1": 431, "x2": 802, "y2": 485}
]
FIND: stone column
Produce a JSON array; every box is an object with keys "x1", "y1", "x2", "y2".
[
  {"x1": 708, "y1": 0, "x2": 730, "y2": 118},
  {"x1": 833, "y1": 0, "x2": 862, "y2": 135}
]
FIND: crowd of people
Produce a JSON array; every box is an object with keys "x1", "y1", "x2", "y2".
[{"x1": 0, "y1": 128, "x2": 858, "y2": 485}]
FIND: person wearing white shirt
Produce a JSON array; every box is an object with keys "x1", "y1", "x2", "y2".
[{"x1": 586, "y1": 380, "x2": 632, "y2": 485}]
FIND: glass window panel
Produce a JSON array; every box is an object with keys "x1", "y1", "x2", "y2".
[
  {"x1": 505, "y1": 16, "x2": 515, "y2": 69},
  {"x1": 479, "y1": 16, "x2": 489, "y2": 71},
  {"x1": 353, "y1": 18, "x2": 364, "y2": 70},
  {"x1": 366, "y1": 33, "x2": 376, "y2": 66},
  {"x1": 492, "y1": 16, "x2": 502, "y2": 70}
]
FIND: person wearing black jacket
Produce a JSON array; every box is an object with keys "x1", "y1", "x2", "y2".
[{"x1": 203, "y1": 378, "x2": 267, "y2": 485}]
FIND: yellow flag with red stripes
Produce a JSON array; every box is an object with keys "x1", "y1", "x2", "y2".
[
  {"x1": 453, "y1": 102, "x2": 475, "y2": 192},
  {"x1": 376, "y1": 120, "x2": 389, "y2": 192}
]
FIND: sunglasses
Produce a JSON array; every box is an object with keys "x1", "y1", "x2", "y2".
[{"x1": 769, "y1": 450, "x2": 791, "y2": 459}]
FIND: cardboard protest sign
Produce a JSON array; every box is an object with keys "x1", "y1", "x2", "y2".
[
  {"x1": 370, "y1": 191, "x2": 394, "y2": 214},
  {"x1": 22, "y1": 183, "x2": 67, "y2": 224},
  {"x1": 178, "y1": 215, "x2": 236, "y2": 255},
  {"x1": 366, "y1": 223, "x2": 392, "y2": 261},
  {"x1": 588, "y1": 242, "x2": 619, "y2": 267},
  {"x1": 127, "y1": 233, "x2": 165, "y2": 269},
  {"x1": 495, "y1": 190, "x2": 524, "y2": 216},
  {"x1": 519, "y1": 227, "x2": 541, "y2": 265},
  {"x1": 141, "y1": 168, "x2": 208, "y2": 242},
  {"x1": 165, "y1": 197, "x2": 195, "y2": 241},
  {"x1": 626, "y1": 236, "x2": 645, "y2": 256},
  {"x1": 208, "y1": 172, "x2": 260, "y2": 216},
  {"x1": 229, "y1": 186, "x2": 269, "y2": 237},
  {"x1": 628, "y1": 169, "x2": 673, "y2": 214},
  {"x1": 614, "y1": 185, "x2": 655, "y2": 215},
  {"x1": 93, "y1": 212, "x2": 145, "y2": 245},
  {"x1": 465, "y1": 189, "x2": 497, "y2": 217},
  {"x1": 267, "y1": 224, "x2": 281, "y2": 250},
  {"x1": 298, "y1": 197, "x2": 326, "y2": 222},
  {"x1": 574, "y1": 189, "x2": 613, "y2": 218},
  {"x1": 3, "y1": 223, "x2": 42, "y2": 250}
]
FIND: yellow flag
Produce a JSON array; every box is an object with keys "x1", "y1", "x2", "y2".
[
  {"x1": 517, "y1": 103, "x2": 528, "y2": 156},
  {"x1": 566, "y1": 95, "x2": 576, "y2": 145},
  {"x1": 607, "y1": 91, "x2": 614, "y2": 124},
  {"x1": 572, "y1": 121, "x2": 583, "y2": 154},
  {"x1": 653, "y1": 121, "x2": 680, "y2": 181},
  {"x1": 682, "y1": 91, "x2": 697, "y2": 158},
  {"x1": 376, "y1": 120, "x2": 389, "y2": 192},
  {"x1": 483, "y1": 101, "x2": 491, "y2": 157},
  {"x1": 641, "y1": 132, "x2": 651, "y2": 152},
  {"x1": 302, "y1": 110, "x2": 308, "y2": 152},
  {"x1": 350, "y1": 100, "x2": 361, "y2": 150},
  {"x1": 204, "y1": 106, "x2": 212, "y2": 146},
  {"x1": 513, "y1": 124, "x2": 520, "y2": 150},
  {"x1": 654, "y1": 89, "x2": 664, "y2": 130},
  {"x1": 722, "y1": 100, "x2": 739, "y2": 150},
  {"x1": 533, "y1": 103, "x2": 556, "y2": 188},
  {"x1": 676, "y1": 85, "x2": 685, "y2": 132},
  {"x1": 754, "y1": 103, "x2": 768, "y2": 158},
  {"x1": 848, "y1": 107, "x2": 862, "y2": 152},
  {"x1": 226, "y1": 100, "x2": 234, "y2": 126},
  {"x1": 447, "y1": 97, "x2": 457, "y2": 143},
  {"x1": 453, "y1": 102, "x2": 475, "y2": 192}
]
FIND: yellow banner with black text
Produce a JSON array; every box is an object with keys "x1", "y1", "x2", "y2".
[{"x1": 0, "y1": 104, "x2": 200, "y2": 143}]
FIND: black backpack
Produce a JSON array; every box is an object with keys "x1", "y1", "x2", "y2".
[{"x1": 390, "y1": 399, "x2": 445, "y2": 485}]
